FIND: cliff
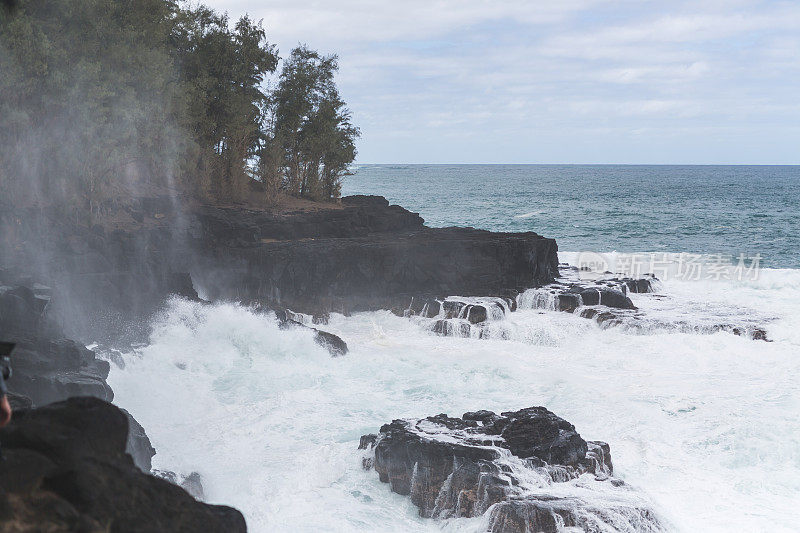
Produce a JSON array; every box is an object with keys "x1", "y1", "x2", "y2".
[
  {"x1": 194, "y1": 196, "x2": 558, "y2": 315},
  {"x1": 0, "y1": 195, "x2": 559, "y2": 338}
]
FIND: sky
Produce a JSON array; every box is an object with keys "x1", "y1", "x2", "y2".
[{"x1": 209, "y1": 0, "x2": 800, "y2": 164}]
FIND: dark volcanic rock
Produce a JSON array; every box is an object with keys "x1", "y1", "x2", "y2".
[
  {"x1": 0, "y1": 397, "x2": 245, "y2": 532},
  {"x1": 489, "y1": 407, "x2": 588, "y2": 466},
  {"x1": 567, "y1": 287, "x2": 636, "y2": 310},
  {"x1": 0, "y1": 280, "x2": 159, "y2": 476},
  {"x1": 313, "y1": 328, "x2": 349, "y2": 357},
  {"x1": 122, "y1": 408, "x2": 156, "y2": 472},
  {"x1": 2, "y1": 196, "x2": 557, "y2": 332},
  {"x1": 0, "y1": 283, "x2": 113, "y2": 406},
  {"x1": 193, "y1": 197, "x2": 558, "y2": 316},
  {"x1": 277, "y1": 315, "x2": 349, "y2": 356},
  {"x1": 361, "y1": 407, "x2": 662, "y2": 532}
]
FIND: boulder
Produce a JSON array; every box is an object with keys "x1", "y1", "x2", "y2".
[
  {"x1": 277, "y1": 317, "x2": 349, "y2": 357},
  {"x1": 487, "y1": 407, "x2": 588, "y2": 466},
  {"x1": 360, "y1": 407, "x2": 662, "y2": 532},
  {"x1": 568, "y1": 287, "x2": 635, "y2": 309},
  {"x1": 1, "y1": 284, "x2": 114, "y2": 406},
  {"x1": 313, "y1": 328, "x2": 349, "y2": 357},
  {"x1": 0, "y1": 397, "x2": 245, "y2": 532}
]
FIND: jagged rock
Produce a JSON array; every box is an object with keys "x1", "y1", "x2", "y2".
[
  {"x1": 153, "y1": 470, "x2": 205, "y2": 501},
  {"x1": 277, "y1": 316, "x2": 349, "y2": 357},
  {"x1": 313, "y1": 328, "x2": 348, "y2": 357},
  {"x1": 0, "y1": 397, "x2": 245, "y2": 532},
  {"x1": 361, "y1": 407, "x2": 662, "y2": 532},
  {"x1": 0, "y1": 284, "x2": 114, "y2": 406},
  {"x1": 488, "y1": 407, "x2": 588, "y2": 466},
  {"x1": 122, "y1": 408, "x2": 156, "y2": 472}
]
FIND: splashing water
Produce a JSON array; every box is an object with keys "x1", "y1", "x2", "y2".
[{"x1": 106, "y1": 256, "x2": 800, "y2": 532}]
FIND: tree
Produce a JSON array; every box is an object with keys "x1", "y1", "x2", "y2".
[
  {"x1": 1, "y1": 1, "x2": 356, "y2": 215},
  {"x1": 0, "y1": 0, "x2": 183, "y2": 218},
  {"x1": 172, "y1": 8, "x2": 277, "y2": 201},
  {"x1": 270, "y1": 45, "x2": 359, "y2": 201}
]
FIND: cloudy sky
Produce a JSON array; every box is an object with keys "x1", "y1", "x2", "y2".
[{"x1": 210, "y1": 0, "x2": 799, "y2": 164}]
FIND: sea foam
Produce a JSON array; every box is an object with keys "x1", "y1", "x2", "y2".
[{"x1": 106, "y1": 254, "x2": 800, "y2": 532}]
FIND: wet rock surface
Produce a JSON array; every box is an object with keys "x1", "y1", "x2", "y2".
[
  {"x1": 1, "y1": 195, "x2": 558, "y2": 334},
  {"x1": 361, "y1": 407, "x2": 663, "y2": 532},
  {"x1": 0, "y1": 397, "x2": 245, "y2": 533},
  {"x1": 0, "y1": 278, "x2": 113, "y2": 407},
  {"x1": 189, "y1": 195, "x2": 558, "y2": 316},
  {"x1": 421, "y1": 265, "x2": 772, "y2": 342},
  {"x1": 276, "y1": 310, "x2": 349, "y2": 356}
]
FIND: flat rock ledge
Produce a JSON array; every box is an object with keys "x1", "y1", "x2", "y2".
[
  {"x1": 403, "y1": 267, "x2": 770, "y2": 341},
  {"x1": 0, "y1": 397, "x2": 245, "y2": 532},
  {"x1": 360, "y1": 407, "x2": 663, "y2": 533}
]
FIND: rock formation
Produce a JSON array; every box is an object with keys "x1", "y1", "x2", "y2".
[
  {"x1": 0, "y1": 397, "x2": 245, "y2": 532},
  {"x1": 0, "y1": 195, "x2": 559, "y2": 338},
  {"x1": 360, "y1": 407, "x2": 663, "y2": 532}
]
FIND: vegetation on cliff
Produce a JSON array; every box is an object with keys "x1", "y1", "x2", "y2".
[{"x1": 0, "y1": 0, "x2": 358, "y2": 219}]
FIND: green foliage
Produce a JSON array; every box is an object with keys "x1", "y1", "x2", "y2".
[
  {"x1": 267, "y1": 46, "x2": 359, "y2": 201},
  {"x1": 0, "y1": 0, "x2": 357, "y2": 217},
  {"x1": 0, "y1": 0, "x2": 183, "y2": 217}
]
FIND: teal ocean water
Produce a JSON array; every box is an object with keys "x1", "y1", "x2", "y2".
[{"x1": 344, "y1": 165, "x2": 800, "y2": 268}]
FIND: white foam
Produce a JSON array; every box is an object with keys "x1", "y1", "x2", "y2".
[{"x1": 106, "y1": 260, "x2": 800, "y2": 532}]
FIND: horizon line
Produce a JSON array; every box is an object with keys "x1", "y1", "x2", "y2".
[{"x1": 353, "y1": 162, "x2": 800, "y2": 166}]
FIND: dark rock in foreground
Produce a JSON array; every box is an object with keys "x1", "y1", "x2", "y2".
[
  {"x1": 0, "y1": 397, "x2": 245, "y2": 532},
  {"x1": 360, "y1": 407, "x2": 663, "y2": 532},
  {"x1": 153, "y1": 470, "x2": 206, "y2": 501},
  {"x1": 0, "y1": 281, "x2": 113, "y2": 406}
]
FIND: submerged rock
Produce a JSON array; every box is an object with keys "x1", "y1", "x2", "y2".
[
  {"x1": 276, "y1": 312, "x2": 349, "y2": 356},
  {"x1": 0, "y1": 397, "x2": 245, "y2": 532},
  {"x1": 313, "y1": 328, "x2": 349, "y2": 357},
  {"x1": 360, "y1": 407, "x2": 662, "y2": 532}
]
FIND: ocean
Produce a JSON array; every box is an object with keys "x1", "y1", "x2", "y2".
[
  {"x1": 106, "y1": 165, "x2": 800, "y2": 532},
  {"x1": 344, "y1": 165, "x2": 800, "y2": 268}
]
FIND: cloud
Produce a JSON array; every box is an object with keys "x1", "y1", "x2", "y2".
[{"x1": 207, "y1": 0, "x2": 800, "y2": 163}]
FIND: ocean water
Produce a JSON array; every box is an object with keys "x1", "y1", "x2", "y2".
[
  {"x1": 343, "y1": 165, "x2": 800, "y2": 269},
  {"x1": 106, "y1": 166, "x2": 800, "y2": 532}
]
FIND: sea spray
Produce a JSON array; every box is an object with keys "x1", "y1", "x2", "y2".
[{"x1": 107, "y1": 263, "x2": 800, "y2": 532}]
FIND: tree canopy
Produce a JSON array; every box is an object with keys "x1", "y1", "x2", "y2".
[{"x1": 0, "y1": 0, "x2": 358, "y2": 219}]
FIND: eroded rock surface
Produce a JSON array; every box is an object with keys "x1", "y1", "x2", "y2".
[
  {"x1": 360, "y1": 407, "x2": 663, "y2": 532},
  {"x1": 0, "y1": 279, "x2": 113, "y2": 406},
  {"x1": 0, "y1": 397, "x2": 245, "y2": 532},
  {"x1": 276, "y1": 310, "x2": 349, "y2": 356}
]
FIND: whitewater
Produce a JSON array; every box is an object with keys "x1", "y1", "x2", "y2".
[{"x1": 104, "y1": 251, "x2": 800, "y2": 533}]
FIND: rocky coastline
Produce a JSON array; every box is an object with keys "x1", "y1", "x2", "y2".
[
  {"x1": 0, "y1": 195, "x2": 559, "y2": 531},
  {"x1": 0, "y1": 194, "x2": 770, "y2": 531}
]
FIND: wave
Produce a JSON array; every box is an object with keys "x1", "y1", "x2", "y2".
[{"x1": 103, "y1": 257, "x2": 800, "y2": 532}]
